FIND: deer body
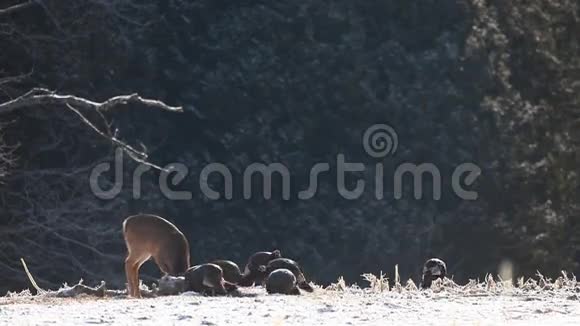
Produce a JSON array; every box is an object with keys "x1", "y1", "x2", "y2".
[{"x1": 122, "y1": 214, "x2": 190, "y2": 297}]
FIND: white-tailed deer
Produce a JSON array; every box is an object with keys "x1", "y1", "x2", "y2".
[{"x1": 122, "y1": 214, "x2": 190, "y2": 297}]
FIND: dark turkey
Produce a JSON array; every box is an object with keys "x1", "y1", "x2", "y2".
[
  {"x1": 266, "y1": 268, "x2": 300, "y2": 295},
  {"x1": 421, "y1": 258, "x2": 447, "y2": 289},
  {"x1": 264, "y1": 258, "x2": 314, "y2": 292},
  {"x1": 184, "y1": 263, "x2": 237, "y2": 295},
  {"x1": 211, "y1": 260, "x2": 243, "y2": 284},
  {"x1": 238, "y1": 249, "x2": 282, "y2": 286}
]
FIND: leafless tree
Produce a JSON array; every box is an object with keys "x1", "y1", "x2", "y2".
[
  {"x1": 0, "y1": 0, "x2": 186, "y2": 292},
  {"x1": 0, "y1": 80, "x2": 184, "y2": 291}
]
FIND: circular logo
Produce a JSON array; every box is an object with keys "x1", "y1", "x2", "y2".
[{"x1": 363, "y1": 124, "x2": 398, "y2": 158}]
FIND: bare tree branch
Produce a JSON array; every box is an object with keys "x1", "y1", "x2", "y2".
[
  {"x1": 0, "y1": 1, "x2": 36, "y2": 17},
  {"x1": 65, "y1": 103, "x2": 169, "y2": 171},
  {"x1": 0, "y1": 88, "x2": 182, "y2": 171},
  {"x1": 0, "y1": 121, "x2": 18, "y2": 180},
  {"x1": 0, "y1": 71, "x2": 31, "y2": 86},
  {"x1": 0, "y1": 88, "x2": 183, "y2": 115}
]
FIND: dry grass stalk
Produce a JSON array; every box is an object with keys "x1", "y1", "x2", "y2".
[
  {"x1": 20, "y1": 258, "x2": 45, "y2": 295},
  {"x1": 326, "y1": 276, "x2": 347, "y2": 292}
]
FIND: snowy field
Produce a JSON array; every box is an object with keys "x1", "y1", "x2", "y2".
[{"x1": 2, "y1": 278, "x2": 580, "y2": 326}]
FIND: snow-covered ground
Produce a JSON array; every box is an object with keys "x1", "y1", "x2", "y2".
[{"x1": 2, "y1": 284, "x2": 580, "y2": 326}]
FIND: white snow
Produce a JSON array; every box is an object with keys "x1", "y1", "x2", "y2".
[{"x1": 1, "y1": 286, "x2": 580, "y2": 325}]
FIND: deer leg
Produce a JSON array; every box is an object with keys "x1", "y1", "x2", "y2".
[
  {"x1": 125, "y1": 254, "x2": 150, "y2": 298},
  {"x1": 125, "y1": 257, "x2": 138, "y2": 297}
]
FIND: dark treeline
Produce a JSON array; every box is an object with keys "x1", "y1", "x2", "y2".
[{"x1": 0, "y1": 0, "x2": 578, "y2": 293}]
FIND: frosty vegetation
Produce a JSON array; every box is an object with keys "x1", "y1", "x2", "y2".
[{"x1": 2, "y1": 269, "x2": 580, "y2": 325}]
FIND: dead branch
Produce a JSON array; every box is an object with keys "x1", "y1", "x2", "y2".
[
  {"x1": 0, "y1": 71, "x2": 31, "y2": 86},
  {"x1": 0, "y1": 1, "x2": 36, "y2": 17},
  {"x1": 0, "y1": 122, "x2": 18, "y2": 179},
  {"x1": 27, "y1": 220, "x2": 118, "y2": 260},
  {"x1": 0, "y1": 88, "x2": 182, "y2": 171},
  {"x1": 55, "y1": 281, "x2": 106, "y2": 298},
  {"x1": 0, "y1": 88, "x2": 182, "y2": 115},
  {"x1": 65, "y1": 103, "x2": 168, "y2": 171},
  {"x1": 51, "y1": 280, "x2": 158, "y2": 298}
]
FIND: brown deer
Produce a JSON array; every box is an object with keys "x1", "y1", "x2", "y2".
[{"x1": 122, "y1": 214, "x2": 191, "y2": 298}]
